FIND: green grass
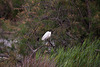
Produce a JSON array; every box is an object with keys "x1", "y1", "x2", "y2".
[{"x1": 50, "y1": 39, "x2": 100, "y2": 67}]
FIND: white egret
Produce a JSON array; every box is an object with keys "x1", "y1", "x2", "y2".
[
  {"x1": 41, "y1": 31, "x2": 51, "y2": 41},
  {"x1": 41, "y1": 31, "x2": 56, "y2": 53}
]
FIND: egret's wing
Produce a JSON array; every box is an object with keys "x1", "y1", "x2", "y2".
[
  {"x1": 41, "y1": 32, "x2": 48, "y2": 40},
  {"x1": 42, "y1": 31, "x2": 51, "y2": 40}
]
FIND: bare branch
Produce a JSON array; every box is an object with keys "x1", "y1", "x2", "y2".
[
  {"x1": 95, "y1": 49, "x2": 100, "y2": 52},
  {"x1": 26, "y1": 44, "x2": 45, "y2": 54},
  {"x1": 85, "y1": 0, "x2": 92, "y2": 30}
]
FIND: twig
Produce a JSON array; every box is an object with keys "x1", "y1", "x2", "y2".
[
  {"x1": 26, "y1": 44, "x2": 46, "y2": 54},
  {"x1": 0, "y1": 54, "x2": 9, "y2": 57},
  {"x1": 66, "y1": 32, "x2": 78, "y2": 40},
  {"x1": 26, "y1": 44, "x2": 46, "y2": 60},
  {"x1": 95, "y1": 49, "x2": 100, "y2": 52}
]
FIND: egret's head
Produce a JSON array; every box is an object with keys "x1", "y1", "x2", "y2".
[
  {"x1": 47, "y1": 31, "x2": 51, "y2": 33},
  {"x1": 47, "y1": 30, "x2": 53, "y2": 34}
]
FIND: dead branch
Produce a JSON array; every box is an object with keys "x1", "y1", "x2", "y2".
[
  {"x1": 95, "y1": 49, "x2": 100, "y2": 52},
  {"x1": 66, "y1": 32, "x2": 78, "y2": 41},
  {"x1": 85, "y1": 0, "x2": 92, "y2": 30},
  {"x1": 26, "y1": 44, "x2": 45, "y2": 54},
  {"x1": 0, "y1": 54, "x2": 9, "y2": 58}
]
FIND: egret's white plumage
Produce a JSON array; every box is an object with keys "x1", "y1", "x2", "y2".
[{"x1": 41, "y1": 31, "x2": 51, "y2": 41}]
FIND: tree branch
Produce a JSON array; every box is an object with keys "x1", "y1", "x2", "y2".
[{"x1": 85, "y1": 0, "x2": 92, "y2": 31}]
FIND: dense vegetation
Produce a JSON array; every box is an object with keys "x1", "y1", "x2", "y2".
[{"x1": 0, "y1": 0, "x2": 100, "y2": 67}]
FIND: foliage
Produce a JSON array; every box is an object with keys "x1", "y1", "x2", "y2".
[
  {"x1": 51, "y1": 39, "x2": 100, "y2": 67},
  {"x1": 15, "y1": 0, "x2": 100, "y2": 49},
  {"x1": 0, "y1": 0, "x2": 100, "y2": 67},
  {"x1": 0, "y1": 0, "x2": 24, "y2": 19}
]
